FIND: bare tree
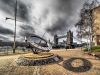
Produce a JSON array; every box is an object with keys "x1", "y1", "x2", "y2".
[{"x1": 75, "y1": 0, "x2": 100, "y2": 52}]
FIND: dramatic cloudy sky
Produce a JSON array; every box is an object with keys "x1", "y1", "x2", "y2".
[{"x1": 0, "y1": 0, "x2": 99, "y2": 42}]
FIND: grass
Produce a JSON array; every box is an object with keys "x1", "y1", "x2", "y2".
[{"x1": 84, "y1": 46, "x2": 100, "y2": 52}]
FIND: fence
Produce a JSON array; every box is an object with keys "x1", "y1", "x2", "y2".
[{"x1": 0, "y1": 46, "x2": 31, "y2": 56}]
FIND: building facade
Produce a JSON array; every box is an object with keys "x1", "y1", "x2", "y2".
[{"x1": 93, "y1": 6, "x2": 100, "y2": 46}]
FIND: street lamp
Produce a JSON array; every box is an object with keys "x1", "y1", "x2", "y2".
[
  {"x1": 13, "y1": 0, "x2": 17, "y2": 53},
  {"x1": 5, "y1": 0, "x2": 17, "y2": 53}
]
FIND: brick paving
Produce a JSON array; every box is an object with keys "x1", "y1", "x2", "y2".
[{"x1": 0, "y1": 48, "x2": 99, "y2": 75}]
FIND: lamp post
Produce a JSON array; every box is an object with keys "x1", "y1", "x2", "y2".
[
  {"x1": 6, "y1": 0, "x2": 17, "y2": 53},
  {"x1": 13, "y1": 0, "x2": 17, "y2": 53},
  {"x1": 5, "y1": 0, "x2": 17, "y2": 53}
]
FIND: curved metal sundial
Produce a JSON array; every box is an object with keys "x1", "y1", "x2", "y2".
[
  {"x1": 25, "y1": 34, "x2": 52, "y2": 54},
  {"x1": 16, "y1": 34, "x2": 63, "y2": 66}
]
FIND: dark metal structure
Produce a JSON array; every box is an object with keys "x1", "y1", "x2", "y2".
[{"x1": 25, "y1": 34, "x2": 52, "y2": 54}]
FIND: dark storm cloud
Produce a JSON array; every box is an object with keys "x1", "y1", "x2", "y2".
[
  {"x1": 20, "y1": 31, "x2": 34, "y2": 38},
  {"x1": 0, "y1": 26, "x2": 13, "y2": 35},
  {"x1": 0, "y1": 0, "x2": 14, "y2": 15},
  {"x1": 45, "y1": 0, "x2": 86, "y2": 35},
  {"x1": 20, "y1": 25, "x2": 34, "y2": 31},
  {"x1": 55, "y1": 0, "x2": 73, "y2": 15},
  {"x1": 0, "y1": 35, "x2": 9, "y2": 41},
  {"x1": 19, "y1": 25, "x2": 35, "y2": 37},
  {"x1": 46, "y1": 19, "x2": 68, "y2": 35},
  {"x1": 17, "y1": 1, "x2": 29, "y2": 22},
  {"x1": 0, "y1": 0, "x2": 87, "y2": 40},
  {"x1": 0, "y1": 0, "x2": 30, "y2": 22}
]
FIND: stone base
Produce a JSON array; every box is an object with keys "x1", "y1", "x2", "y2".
[{"x1": 15, "y1": 53, "x2": 63, "y2": 66}]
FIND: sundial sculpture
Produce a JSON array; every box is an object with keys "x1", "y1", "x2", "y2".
[
  {"x1": 16, "y1": 34, "x2": 62, "y2": 66},
  {"x1": 25, "y1": 34, "x2": 52, "y2": 54}
]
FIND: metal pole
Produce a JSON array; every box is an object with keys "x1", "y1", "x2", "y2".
[{"x1": 13, "y1": 0, "x2": 17, "y2": 53}]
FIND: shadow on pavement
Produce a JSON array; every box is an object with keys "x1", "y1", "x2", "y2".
[{"x1": 63, "y1": 57, "x2": 92, "y2": 72}]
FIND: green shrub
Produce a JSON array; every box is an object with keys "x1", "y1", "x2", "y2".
[
  {"x1": 84, "y1": 48, "x2": 88, "y2": 52},
  {"x1": 84, "y1": 46, "x2": 100, "y2": 52}
]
